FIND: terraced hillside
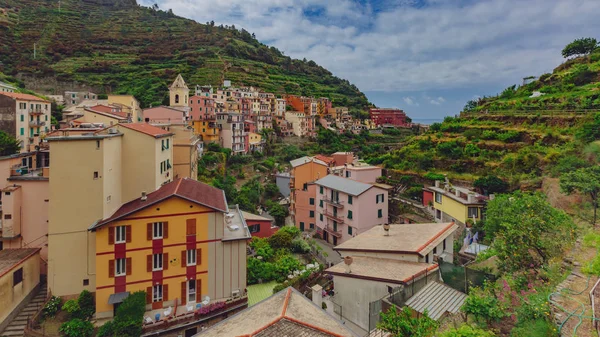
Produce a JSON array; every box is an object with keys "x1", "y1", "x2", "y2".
[{"x1": 0, "y1": 0, "x2": 369, "y2": 108}]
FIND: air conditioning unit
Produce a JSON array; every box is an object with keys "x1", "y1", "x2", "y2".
[{"x1": 232, "y1": 289, "x2": 240, "y2": 298}]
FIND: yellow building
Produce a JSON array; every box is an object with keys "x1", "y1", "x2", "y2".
[
  {"x1": 163, "y1": 124, "x2": 201, "y2": 180},
  {"x1": 47, "y1": 123, "x2": 174, "y2": 298},
  {"x1": 169, "y1": 74, "x2": 189, "y2": 108},
  {"x1": 424, "y1": 182, "x2": 486, "y2": 228},
  {"x1": 90, "y1": 178, "x2": 250, "y2": 318},
  {"x1": 80, "y1": 108, "x2": 128, "y2": 126},
  {"x1": 0, "y1": 248, "x2": 41, "y2": 331},
  {"x1": 108, "y1": 95, "x2": 142, "y2": 122},
  {"x1": 192, "y1": 119, "x2": 220, "y2": 144},
  {"x1": 248, "y1": 132, "x2": 263, "y2": 153}
]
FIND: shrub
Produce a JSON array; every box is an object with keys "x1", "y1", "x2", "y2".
[
  {"x1": 269, "y1": 229, "x2": 294, "y2": 249},
  {"x1": 497, "y1": 131, "x2": 521, "y2": 143},
  {"x1": 437, "y1": 141, "x2": 463, "y2": 159},
  {"x1": 78, "y1": 290, "x2": 95, "y2": 320},
  {"x1": 463, "y1": 128, "x2": 482, "y2": 140},
  {"x1": 97, "y1": 321, "x2": 114, "y2": 337},
  {"x1": 112, "y1": 291, "x2": 146, "y2": 337},
  {"x1": 439, "y1": 324, "x2": 495, "y2": 337},
  {"x1": 423, "y1": 172, "x2": 445, "y2": 181},
  {"x1": 480, "y1": 130, "x2": 497, "y2": 140},
  {"x1": 462, "y1": 287, "x2": 505, "y2": 324},
  {"x1": 510, "y1": 319, "x2": 556, "y2": 337},
  {"x1": 61, "y1": 299, "x2": 81, "y2": 319},
  {"x1": 59, "y1": 319, "x2": 94, "y2": 337},
  {"x1": 429, "y1": 123, "x2": 442, "y2": 132},
  {"x1": 43, "y1": 296, "x2": 63, "y2": 318},
  {"x1": 291, "y1": 238, "x2": 310, "y2": 254},
  {"x1": 473, "y1": 175, "x2": 508, "y2": 194},
  {"x1": 322, "y1": 302, "x2": 327, "y2": 310}
]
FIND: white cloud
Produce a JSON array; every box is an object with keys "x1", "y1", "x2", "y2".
[
  {"x1": 140, "y1": 0, "x2": 600, "y2": 95},
  {"x1": 429, "y1": 96, "x2": 445, "y2": 105},
  {"x1": 403, "y1": 96, "x2": 419, "y2": 106}
]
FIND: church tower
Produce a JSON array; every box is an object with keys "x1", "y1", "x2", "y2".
[{"x1": 169, "y1": 74, "x2": 189, "y2": 107}]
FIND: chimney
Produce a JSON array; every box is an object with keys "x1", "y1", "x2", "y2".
[
  {"x1": 344, "y1": 256, "x2": 353, "y2": 273},
  {"x1": 467, "y1": 194, "x2": 475, "y2": 203},
  {"x1": 434, "y1": 180, "x2": 440, "y2": 188},
  {"x1": 311, "y1": 284, "x2": 323, "y2": 308},
  {"x1": 454, "y1": 189, "x2": 460, "y2": 197},
  {"x1": 383, "y1": 223, "x2": 390, "y2": 236},
  {"x1": 141, "y1": 191, "x2": 147, "y2": 201}
]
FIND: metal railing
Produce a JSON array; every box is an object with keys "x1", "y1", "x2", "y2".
[
  {"x1": 323, "y1": 197, "x2": 344, "y2": 208},
  {"x1": 323, "y1": 210, "x2": 344, "y2": 223},
  {"x1": 324, "y1": 224, "x2": 342, "y2": 237}
]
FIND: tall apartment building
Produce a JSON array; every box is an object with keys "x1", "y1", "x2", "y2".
[
  {"x1": 47, "y1": 123, "x2": 174, "y2": 297},
  {"x1": 65, "y1": 91, "x2": 97, "y2": 106},
  {"x1": 107, "y1": 95, "x2": 142, "y2": 122},
  {"x1": 369, "y1": 108, "x2": 410, "y2": 127},
  {"x1": 216, "y1": 112, "x2": 245, "y2": 155},
  {"x1": 189, "y1": 96, "x2": 215, "y2": 121},
  {"x1": 0, "y1": 81, "x2": 16, "y2": 93},
  {"x1": 0, "y1": 92, "x2": 51, "y2": 152},
  {"x1": 289, "y1": 156, "x2": 330, "y2": 232}
]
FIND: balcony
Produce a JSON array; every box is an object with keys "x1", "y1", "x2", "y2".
[
  {"x1": 29, "y1": 109, "x2": 44, "y2": 115},
  {"x1": 29, "y1": 120, "x2": 45, "y2": 127},
  {"x1": 323, "y1": 197, "x2": 344, "y2": 208},
  {"x1": 323, "y1": 209, "x2": 344, "y2": 223},
  {"x1": 324, "y1": 224, "x2": 342, "y2": 238}
]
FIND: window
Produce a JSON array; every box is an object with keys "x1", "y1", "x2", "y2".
[
  {"x1": 309, "y1": 210, "x2": 314, "y2": 218},
  {"x1": 319, "y1": 186, "x2": 323, "y2": 194},
  {"x1": 347, "y1": 210, "x2": 353, "y2": 219},
  {"x1": 153, "y1": 222, "x2": 164, "y2": 239},
  {"x1": 115, "y1": 226, "x2": 126, "y2": 243},
  {"x1": 309, "y1": 198, "x2": 315, "y2": 205},
  {"x1": 310, "y1": 223, "x2": 314, "y2": 229},
  {"x1": 83, "y1": 279, "x2": 89, "y2": 286},
  {"x1": 96, "y1": 140, "x2": 100, "y2": 149},
  {"x1": 433, "y1": 247, "x2": 437, "y2": 255},
  {"x1": 13, "y1": 268, "x2": 23, "y2": 286},
  {"x1": 4, "y1": 214, "x2": 11, "y2": 220},
  {"x1": 468, "y1": 207, "x2": 479, "y2": 218},
  {"x1": 20, "y1": 128, "x2": 24, "y2": 136},
  {"x1": 188, "y1": 280, "x2": 196, "y2": 303},
  {"x1": 166, "y1": 139, "x2": 169, "y2": 149},
  {"x1": 115, "y1": 258, "x2": 126, "y2": 276},
  {"x1": 346, "y1": 171, "x2": 351, "y2": 178},
  {"x1": 93, "y1": 171, "x2": 99, "y2": 179},
  {"x1": 319, "y1": 200, "x2": 323, "y2": 207},
  {"x1": 319, "y1": 214, "x2": 323, "y2": 221},
  {"x1": 435, "y1": 192, "x2": 442, "y2": 204},
  {"x1": 348, "y1": 195, "x2": 353, "y2": 204},
  {"x1": 153, "y1": 253, "x2": 163, "y2": 271},
  {"x1": 20, "y1": 115, "x2": 23, "y2": 122},
  {"x1": 436, "y1": 209, "x2": 442, "y2": 220},
  {"x1": 378, "y1": 209, "x2": 383, "y2": 218},
  {"x1": 153, "y1": 284, "x2": 163, "y2": 302},
  {"x1": 348, "y1": 226, "x2": 353, "y2": 235},
  {"x1": 187, "y1": 249, "x2": 197, "y2": 266},
  {"x1": 249, "y1": 224, "x2": 260, "y2": 233},
  {"x1": 425, "y1": 254, "x2": 429, "y2": 263},
  {"x1": 376, "y1": 194, "x2": 385, "y2": 203},
  {"x1": 443, "y1": 239, "x2": 447, "y2": 251}
]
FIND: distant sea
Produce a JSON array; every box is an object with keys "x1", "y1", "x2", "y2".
[{"x1": 411, "y1": 118, "x2": 444, "y2": 125}]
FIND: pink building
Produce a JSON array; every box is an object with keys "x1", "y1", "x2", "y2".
[
  {"x1": 315, "y1": 175, "x2": 388, "y2": 246},
  {"x1": 189, "y1": 96, "x2": 215, "y2": 121},
  {"x1": 331, "y1": 162, "x2": 382, "y2": 184},
  {"x1": 142, "y1": 106, "x2": 186, "y2": 124}
]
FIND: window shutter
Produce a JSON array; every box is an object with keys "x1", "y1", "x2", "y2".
[
  {"x1": 126, "y1": 258, "x2": 132, "y2": 275},
  {"x1": 197, "y1": 249, "x2": 201, "y2": 265},
  {"x1": 181, "y1": 250, "x2": 186, "y2": 267},
  {"x1": 163, "y1": 253, "x2": 169, "y2": 270},
  {"x1": 146, "y1": 287, "x2": 152, "y2": 304},
  {"x1": 186, "y1": 219, "x2": 196, "y2": 235},
  {"x1": 126, "y1": 226, "x2": 132, "y2": 243},
  {"x1": 147, "y1": 255, "x2": 152, "y2": 272},
  {"x1": 147, "y1": 223, "x2": 152, "y2": 240},
  {"x1": 181, "y1": 281, "x2": 187, "y2": 305},
  {"x1": 108, "y1": 227, "x2": 115, "y2": 245},
  {"x1": 163, "y1": 222, "x2": 169, "y2": 239},
  {"x1": 163, "y1": 284, "x2": 169, "y2": 301},
  {"x1": 196, "y1": 279, "x2": 202, "y2": 302},
  {"x1": 109, "y1": 260, "x2": 115, "y2": 278}
]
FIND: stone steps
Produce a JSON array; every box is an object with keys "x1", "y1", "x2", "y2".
[{"x1": 0, "y1": 286, "x2": 47, "y2": 337}]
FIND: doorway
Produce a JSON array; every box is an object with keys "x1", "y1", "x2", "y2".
[{"x1": 188, "y1": 280, "x2": 196, "y2": 304}]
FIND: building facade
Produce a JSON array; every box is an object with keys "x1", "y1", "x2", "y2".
[
  {"x1": 289, "y1": 157, "x2": 330, "y2": 232},
  {"x1": 369, "y1": 108, "x2": 409, "y2": 127},
  {"x1": 0, "y1": 92, "x2": 51, "y2": 152},
  {"x1": 424, "y1": 180, "x2": 487, "y2": 230}
]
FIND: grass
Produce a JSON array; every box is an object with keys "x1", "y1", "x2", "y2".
[{"x1": 247, "y1": 281, "x2": 278, "y2": 306}]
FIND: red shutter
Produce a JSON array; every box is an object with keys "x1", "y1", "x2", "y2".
[
  {"x1": 126, "y1": 257, "x2": 132, "y2": 275},
  {"x1": 186, "y1": 219, "x2": 196, "y2": 235},
  {"x1": 146, "y1": 287, "x2": 152, "y2": 304},
  {"x1": 197, "y1": 249, "x2": 202, "y2": 266},
  {"x1": 108, "y1": 260, "x2": 115, "y2": 278},
  {"x1": 163, "y1": 284, "x2": 169, "y2": 301},
  {"x1": 108, "y1": 227, "x2": 115, "y2": 245},
  {"x1": 196, "y1": 279, "x2": 202, "y2": 302},
  {"x1": 181, "y1": 281, "x2": 187, "y2": 306},
  {"x1": 126, "y1": 226, "x2": 132, "y2": 243},
  {"x1": 163, "y1": 253, "x2": 169, "y2": 270},
  {"x1": 181, "y1": 250, "x2": 186, "y2": 267},
  {"x1": 147, "y1": 255, "x2": 152, "y2": 272},
  {"x1": 163, "y1": 222, "x2": 169, "y2": 239},
  {"x1": 147, "y1": 223, "x2": 152, "y2": 240}
]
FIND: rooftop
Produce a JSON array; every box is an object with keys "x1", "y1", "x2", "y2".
[
  {"x1": 0, "y1": 248, "x2": 41, "y2": 278},
  {"x1": 241, "y1": 210, "x2": 272, "y2": 222},
  {"x1": 425, "y1": 185, "x2": 487, "y2": 205},
  {"x1": 0, "y1": 92, "x2": 49, "y2": 103},
  {"x1": 290, "y1": 156, "x2": 328, "y2": 168},
  {"x1": 334, "y1": 223, "x2": 458, "y2": 256},
  {"x1": 223, "y1": 205, "x2": 252, "y2": 241},
  {"x1": 405, "y1": 281, "x2": 467, "y2": 320},
  {"x1": 0, "y1": 81, "x2": 16, "y2": 90},
  {"x1": 92, "y1": 178, "x2": 228, "y2": 229},
  {"x1": 117, "y1": 123, "x2": 173, "y2": 138},
  {"x1": 325, "y1": 257, "x2": 438, "y2": 285},
  {"x1": 196, "y1": 287, "x2": 357, "y2": 337},
  {"x1": 85, "y1": 107, "x2": 128, "y2": 120},
  {"x1": 315, "y1": 175, "x2": 374, "y2": 196}
]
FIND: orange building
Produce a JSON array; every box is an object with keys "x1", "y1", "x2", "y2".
[
  {"x1": 192, "y1": 118, "x2": 220, "y2": 144},
  {"x1": 289, "y1": 156, "x2": 331, "y2": 231},
  {"x1": 91, "y1": 178, "x2": 250, "y2": 319}
]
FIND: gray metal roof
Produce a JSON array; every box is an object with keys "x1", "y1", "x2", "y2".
[
  {"x1": 108, "y1": 292, "x2": 130, "y2": 304},
  {"x1": 315, "y1": 174, "x2": 373, "y2": 196},
  {"x1": 290, "y1": 156, "x2": 328, "y2": 168},
  {"x1": 405, "y1": 281, "x2": 467, "y2": 320}
]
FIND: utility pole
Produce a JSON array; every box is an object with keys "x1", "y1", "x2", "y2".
[{"x1": 33, "y1": 43, "x2": 36, "y2": 59}]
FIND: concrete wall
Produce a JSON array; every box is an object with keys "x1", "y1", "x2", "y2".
[
  {"x1": 82, "y1": 109, "x2": 122, "y2": 126},
  {"x1": 0, "y1": 95, "x2": 16, "y2": 140},
  {"x1": 108, "y1": 95, "x2": 141, "y2": 122},
  {"x1": 0, "y1": 251, "x2": 40, "y2": 328}
]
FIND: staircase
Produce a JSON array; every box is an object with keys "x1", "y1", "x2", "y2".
[{"x1": 0, "y1": 285, "x2": 47, "y2": 337}]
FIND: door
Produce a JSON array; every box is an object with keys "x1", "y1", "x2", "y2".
[
  {"x1": 187, "y1": 280, "x2": 196, "y2": 304},
  {"x1": 185, "y1": 328, "x2": 197, "y2": 337},
  {"x1": 333, "y1": 221, "x2": 338, "y2": 232},
  {"x1": 333, "y1": 236, "x2": 337, "y2": 246},
  {"x1": 323, "y1": 231, "x2": 328, "y2": 243},
  {"x1": 300, "y1": 222, "x2": 305, "y2": 231},
  {"x1": 333, "y1": 207, "x2": 338, "y2": 217}
]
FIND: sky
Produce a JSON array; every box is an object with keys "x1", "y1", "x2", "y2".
[{"x1": 138, "y1": 0, "x2": 600, "y2": 120}]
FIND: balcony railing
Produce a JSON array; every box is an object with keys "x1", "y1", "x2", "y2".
[
  {"x1": 323, "y1": 210, "x2": 344, "y2": 223},
  {"x1": 29, "y1": 120, "x2": 45, "y2": 127},
  {"x1": 323, "y1": 197, "x2": 344, "y2": 208},
  {"x1": 324, "y1": 224, "x2": 342, "y2": 238},
  {"x1": 29, "y1": 109, "x2": 44, "y2": 115}
]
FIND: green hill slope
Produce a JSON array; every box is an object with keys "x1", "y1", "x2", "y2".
[{"x1": 0, "y1": 0, "x2": 369, "y2": 108}]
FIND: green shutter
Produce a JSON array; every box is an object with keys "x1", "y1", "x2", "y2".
[
  {"x1": 20, "y1": 115, "x2": 24, "y2": 122},
  {"x1": 310, "y1": 198, "x2": 314, "y2": 205},
  {"x1": 348, "y1": 210, "x2": 352, "y2": 219},
  {"x1": 378, "y1": 209, "x2": 383, "y2": 218},
  {"x1": 319, "y1": 214, "x2": 323, "y2": 221},
  {"x1": 310, "y1": 211, "x2": 314, "y2": 218},
  {"x1": 320, "y1": 186, "x2": 323, "y2": 194},
  {"x1": 20, "y1": 128, "x2": 24, "y2": 136},
  {"x1": 319, "y1": 200, "x2": 323, "y2": 207},
  {"x1": 348, "y1": 226, "x2": 352, "y2": 235},
  {"x1": 348, "y1": 196, "x2": 353, "y2": 204}
]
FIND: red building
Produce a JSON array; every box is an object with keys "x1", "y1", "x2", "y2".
[
  {"x1": 242, "y1": 211, "x2": 278, "y2": 238},
  {"x1": 189, "y1": 95, "x2": 215, "y2": 121},
  {"x1": 369, "y1": 108, "x2": 410, "y2": 127},
  {"x1": 422, "y1": 189, "x2": 434, "y2": 207}
]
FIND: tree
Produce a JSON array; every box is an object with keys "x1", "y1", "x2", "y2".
[
  {"x1": 377, "y1": 306, "x2": 438, "y2": 337},
  {"x1": 562, "y1": 37, "x2": 599, "y2": 58},
  {"x1": 561, "y1": 166, "x2": 600, "y2": 225},
  {"x1": 473, "y1": 175, "x2": 508, "y2": 195},
  {"x1": 259, "y1": 128, "x2": 275, "y2": 156},
  {"x1": 0, "y1": 131, "x2": 21, "y2": 156},
  {"x1": 484, "y1": 192, "x2": 575, "y2": 272}
]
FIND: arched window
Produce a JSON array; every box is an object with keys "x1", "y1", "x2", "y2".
[{"x1": 175, "y1": 94, "x2": 180, "y2": 104}]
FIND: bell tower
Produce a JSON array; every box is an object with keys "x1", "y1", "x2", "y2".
[{"x1": 169, "y1": 74, "x2": 189, "y2": 108}]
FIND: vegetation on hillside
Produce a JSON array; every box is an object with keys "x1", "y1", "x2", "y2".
[{"x1": 0, "y1": 0, "x2": 369, "y2": 109}]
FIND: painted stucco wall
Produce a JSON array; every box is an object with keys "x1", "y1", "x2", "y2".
[
  {"x1": 0, "y1": 251, "x2": 40, "y2": 327},
  {"x1": 432, "y1": 192, "x2": 483, "y2": 224},
  {"x1": 108, "y1": 95, "x2": 141, "y2": 122}
]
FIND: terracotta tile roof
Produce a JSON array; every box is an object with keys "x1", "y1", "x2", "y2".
[
  {"x1": 89, "y1": 105, "x2": 127, "y2": 118},
  {"x1": 92, "y1": 178, "x2": 227, "y2": 229},
  {"x1": 314, "y1": 155, "x2": 334, "y2": 164},
  {"x1": 325, "y1": 257, "x2": 438, "y2": 284},
  {"x1": 117, "y1": 123, "x2": 173, "y2": 138},
  {"x1": 0, "y1": 92, "x2": 49, "y2": 103},
  {"x1": 0, "y1": 248, "x2": 41, "y2": 278}
]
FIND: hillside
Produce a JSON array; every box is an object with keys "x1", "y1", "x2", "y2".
[{"x1": 0, "y1": 0, "x2": 369, "y2": 108}]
